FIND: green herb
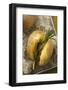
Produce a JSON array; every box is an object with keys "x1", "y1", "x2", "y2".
[{"x1": 46, "y1": 30, "x2": 55, "y2": 39}]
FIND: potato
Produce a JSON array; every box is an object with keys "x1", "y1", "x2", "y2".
[
  {"x1": 39, "y1": 39, "x2": 54, "y2": 65},
  {"x1": 26, "y1": 30, "x2": 46, "y2": 60},
  {"x1": 23, "y1": 15, "x2": 38, "y2": 33}
]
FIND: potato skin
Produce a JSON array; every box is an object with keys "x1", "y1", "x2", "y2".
[
  {"x1": 39, "y1": 39, "x2": 54, "y2": 65},
  {"x1": 23, "y1": 15, "x2": 38, "y2": 33},
  {"x1": 26, "y1": 30, "x2": 46, "y2": 60}
]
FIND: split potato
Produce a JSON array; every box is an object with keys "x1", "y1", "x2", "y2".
[
  {"x1": 26, "y1": 30, "x2": 46, "y2": 60},
  {"x1": 39, "y1": 39, "x2": 54, "y2": 65}
]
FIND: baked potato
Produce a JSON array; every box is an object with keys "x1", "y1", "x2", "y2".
[
  {"x1": 23, "y1": 15, "x2": 38, "y2": 33},
  {"x1": 26, "y1": 30, "x2": 46, "y2": 60},
  {"x1": 39, "y1": 39, "x2": 54, "y2": 65}
]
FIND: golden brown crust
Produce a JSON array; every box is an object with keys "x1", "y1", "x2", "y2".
[
  {"x1": 39, "y1": 39, "x2": 54, "y2": 65},
  {"x1": 26, "y1": 30, "x2": 46, "y2": 60}
]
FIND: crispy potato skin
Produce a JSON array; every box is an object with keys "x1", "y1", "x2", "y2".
[
  {"x1": 26, "y1": 30, "x2": 46, "y2": 60},
  {"x1": 39, "y1": 39, "x2": 54, "y2": 65}
]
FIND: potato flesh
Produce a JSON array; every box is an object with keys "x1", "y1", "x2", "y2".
[
  {"x1": 26, "y1": 30, "x2": 45, "y2": 60},
  {"x1": 39, "y1": 39, "x2": 54, "y2": 65}
]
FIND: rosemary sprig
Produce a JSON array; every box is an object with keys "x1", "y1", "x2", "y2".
[{"x1": 46, "y1": 30, "x2": 56, "y2": 40}]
